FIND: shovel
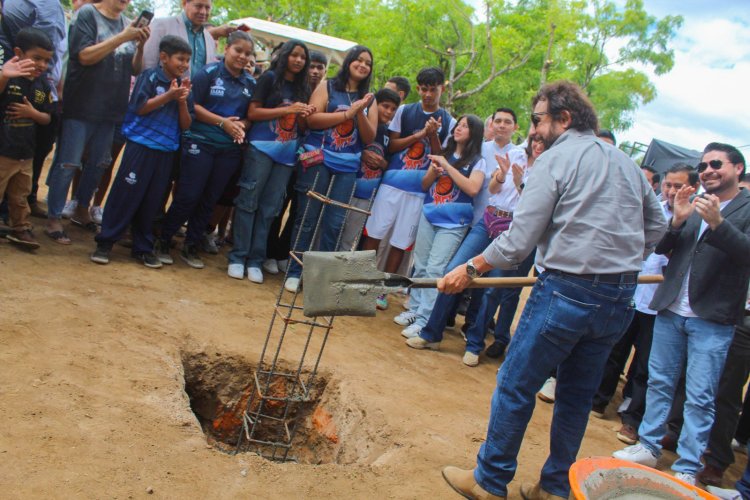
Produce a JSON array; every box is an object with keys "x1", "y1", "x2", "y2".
[{"x1": 301, "y1": 250, "x2": 663, "y2": 317}]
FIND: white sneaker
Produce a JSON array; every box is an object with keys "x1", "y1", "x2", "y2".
[
  {"x1": 394, "y1": 311, "x2": 417, "y2": 326},
  {"x1": 612, "y1": 443, "x2": 658, "y2": 468},
  {"x1": 277, "y1": 259, "x2": 289, "y2": 272},
  {"x1": 247, "y1": 267, "x2": 264, "y2": 284},
  {"x1": 674, "y1": 472, "x2": 696, "y2": 486},
  {"x1": 227, "y1": 263, "x2": 244, "y2": 279},
  {"x1": 706, "y1": 485, "x2": 742, "y2": 500},
  {"x1": 401, "y1": 323, "x2": 422, "y2": 339},
  {"x1": 90, "y1": 205, "x2": 104, "y2": 224},
  {"x1": 262, "y1": 258, "x2": 279, "y2": 274},
  {"x1": 617, "y1": 397, "x2": 632, "y2": 414},
  {"x1": 405, "y1": 336, "x2": 440, "y2": 350},
  {"x1": 62, "y1": 199, "x2": 78, "y2": 219},
  {"x1": 462, "y1": 351, "x2": 479, "y2": 367},
  {"x1": 284, "y1": 277, "x2": 301, "y2": 293},
  {"x1": 537, "y1": 377, "x2": 556, "y2": 403}
]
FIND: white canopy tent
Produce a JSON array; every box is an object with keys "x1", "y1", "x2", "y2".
[{"x1": 231, "y1": 16, "x2": 357, "y2": 65}]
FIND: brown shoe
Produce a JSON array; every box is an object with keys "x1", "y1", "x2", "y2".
[
  {"x1": 29, "y1": 202, "x2": 47, "y2": 218},
  {"x1": 697, "y1": 463, "x2": 724, "y2": 487},
  {"x1": 441, "y1": 466, "x2": 506, "y2": 499},
  {"x1": 661, "y1": 433, "x2": 678, "y2": 452},
  {"x1": 7, "y1": 229, "x2": 40, "y2": 249},
  {"x1": 520, "y1": 482, "x2": 567, "y2": 500},
  {"x1": 616, "y1": 424, "x2": 638, "y2": 445}
]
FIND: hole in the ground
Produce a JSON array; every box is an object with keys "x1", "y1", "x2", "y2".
[{"x1": 181, "y1": 350, "x2": 384, "y2": 465}]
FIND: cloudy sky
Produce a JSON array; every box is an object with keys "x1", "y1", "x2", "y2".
[{"x1": 616, "y1": 0, "x2": 749, "y2": 153}]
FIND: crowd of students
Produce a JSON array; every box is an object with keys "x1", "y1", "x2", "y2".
[{"x1": 2, "y1": 1, "x2": 750, "y2": 497}]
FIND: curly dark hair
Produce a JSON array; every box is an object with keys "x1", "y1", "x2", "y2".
[{"x1": 532, "y1": 81, "x2": 598, "y2": 133}]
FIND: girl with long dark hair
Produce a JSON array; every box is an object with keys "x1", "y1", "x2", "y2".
[
  {"x1": 227, "y1": 39, "x2": 315, "y2": 282},
  {"x1": 284, "y1": 45, "x2": 378, "y2": 292},
  {"x1": 395, "y1": 114, "x2": 486, "y2": 338}
]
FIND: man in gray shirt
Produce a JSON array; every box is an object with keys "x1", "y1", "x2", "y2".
[{"x1": 439, "y1": 81, "x2": 666, "y2": 500}]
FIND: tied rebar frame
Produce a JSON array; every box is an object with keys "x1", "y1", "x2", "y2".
[{"x1": 235, "y1": 171, "x2": 376, "y2": 462}]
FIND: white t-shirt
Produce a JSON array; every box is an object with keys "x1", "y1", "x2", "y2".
[
  {"x1": 667, "y1": 198, "x2": 732, "y2": 317},
  {"x1": 481, "y1": 141, "x2": 527, "y2": 213},
  {"x1": 634, "y1": 200, "x2": 671, "y2": 314},
  {"x1": 474, "y1": 141, "x2": 526, "y2": 225}
]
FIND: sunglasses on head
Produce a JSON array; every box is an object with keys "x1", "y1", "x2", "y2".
[
  {"x1": 697, "y1": 159, "x2": 727, "y2": 173},
  {"x1": 530, "y1": 111, "x2": 549, "y2": 127}
]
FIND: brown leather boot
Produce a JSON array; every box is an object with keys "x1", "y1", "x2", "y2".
[
  {"x1": 441, "y1": 466, "x2": 506, "y2": 499},
  {"x1": 520, "y1": 482, "x2": 567, "y2": 500},
  {"x1": 697, "y1": 463, "x2": 724, "y2": 487}
]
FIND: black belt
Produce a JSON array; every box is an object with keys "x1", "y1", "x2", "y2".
[{"x1": 549, "y1": 269, "x2": 638, "y2": 285}]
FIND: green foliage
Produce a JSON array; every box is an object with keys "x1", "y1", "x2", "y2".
[{"x1": 208, "y1": 0, "x2": 681, "y2": 133}]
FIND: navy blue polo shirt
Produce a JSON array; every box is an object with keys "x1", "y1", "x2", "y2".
[
  {"x1": 184, "y1": 61, "x2": 256, "y2": 149},
  {"x1": 122, "y1": 67, "x2": 195, "y2": 152}
]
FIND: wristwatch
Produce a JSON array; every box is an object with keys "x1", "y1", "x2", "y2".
[{"x1": 466, "y1": 258, "x2": 481, "y2": 279}]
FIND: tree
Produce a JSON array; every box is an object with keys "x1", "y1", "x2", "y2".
[{"x1": 208, "y1": 0, "x2": 682, "y2": 134}]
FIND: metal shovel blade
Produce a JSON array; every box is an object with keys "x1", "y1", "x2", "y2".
[{"x1": 302, "y1": 250, "x2": 387, "y2": 317}]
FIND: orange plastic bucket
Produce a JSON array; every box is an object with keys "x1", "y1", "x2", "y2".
[{"x1": 569, "y1": 457, "x2": 718, "y2": 499}]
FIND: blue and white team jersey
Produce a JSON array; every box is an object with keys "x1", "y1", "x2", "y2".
[
  {"x1": 183, "y1": 61, "x2": 255, "y2": 149},
  {"x1": 381, "y1": 103, "x2": 455, "y2": 195},
  {"x1": 321, "y1": 81, "x2": 364, "y2": 174},
  {"x1": 122, "y1": 67, "x2": 195, "y2": 152},
  {"x1": 353, "y1": 123, "x2": 389, "y2": 200},
  {"x1": 423, "y1": 154, "x2": 484, "y2": 229},
  {"x1": 247, "y1": 71, "x2": 300, "y2": 166}
]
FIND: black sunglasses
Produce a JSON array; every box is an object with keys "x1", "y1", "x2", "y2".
[
  {"x1": 531, "y1": 111, "x2": 549, "y2": 127},
  {"x1": 697, "y1": 159, "x2": 728, "y2": 173}
]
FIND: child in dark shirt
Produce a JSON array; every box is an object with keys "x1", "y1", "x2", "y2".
[
  {"x1": 91, "y1": 35, "x2": 193, "y2": 267},
  {"x1": 0, "y1": 28, "x2": 53, "y2": 249}
]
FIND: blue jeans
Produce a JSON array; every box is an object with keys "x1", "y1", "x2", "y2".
[
  {"x1": 464, "y1": 249, "x2": 537, "y2": 355},
  {"x1": 287, "y1": 163, "x2": 356, "y2": 279},
  {"x1": 408, "y1": 213, "x2": 467, "y2": 327},
  {"x1": 421, "y1": 221, "x2": 493, "y2": 343},
  {"x1": 474, "y1": 271, "x2": 635, "y2": 497},
  {"x1": 46, "y1": 119, "x2": 115, "y2": 219},
  {"x1": 229, "y1": 146, "x2": 294, "y2": 268},
  {"x1": 161, "y1": 142, "x2": 242, "y2": 245},
  {"x1": 638, "y1": 310, "x2": 734, "y2": 475}
]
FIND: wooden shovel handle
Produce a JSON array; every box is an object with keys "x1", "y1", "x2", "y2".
[{"x1": 408, "y1": 274, "x2": 663, "y2": 289}]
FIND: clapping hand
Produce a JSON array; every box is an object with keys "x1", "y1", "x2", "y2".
[
  {"x1": 222, "y1": 116, "x2": 246, "y2": 144},
  {"x1": 1, "y1": 56, "x2": 36, "y2": 79},
  {"x1": 671, "y1": 185, "x2": 696, "y2": 227},
  {"x1": 177, "y1": 78, "x2": 191, "y2": 102},
  {"x1": 350, "y1": 93, "x2": 374, "y2": 116},
  {"x1": 427, "y1": 154, "x2": 448, "y2": 174},
  {"x1": 512, "y1": 163, "x2": 524, "y2": 188},
  {"x1": 695, "y1": 193, "x2": 723, "y2": 230}
]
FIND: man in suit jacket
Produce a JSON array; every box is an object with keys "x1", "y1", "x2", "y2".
[
  {"x1": 615, "y1": 142, "x2": 750, "y2": 486},
  {"x1": 143, "y1": 0, "x2": 223, "y2": 78}
]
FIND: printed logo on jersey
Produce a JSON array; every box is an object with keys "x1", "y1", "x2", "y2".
[
  {"x1": 242, "y1": 87, "x2": 252, "y2": 98},
  {"x1": 125, "y1": 171, "x2": 137, "y2": 185},
  {"x1": 272, "y1": 102, "x2": 298, "y2": 142},
  {"x1": 402, "y1": 139, "x2": 427, "y2": 170},
  {"x1": 155, "y1": 86, "x2": 166, "y2": 96},
  {"x1": 188, "y1": 143, "x2": 200, "y2": 155},
  {"x1": 430, "y1": 174, "x2": 459, "y2": 204},
  {"x1": 33, "y1": 89, "x2": 47, "y2": 105},
  {"x1": 210, "y1": 77, "x2": 225, "y2": 97},
  {"x1": 330, "y1": 105, "x2": 356, "y2": 150}
]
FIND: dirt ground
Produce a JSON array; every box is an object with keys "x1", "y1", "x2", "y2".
[{"x1": 1, "y1": 184, "x2": 747, "y2": 499}]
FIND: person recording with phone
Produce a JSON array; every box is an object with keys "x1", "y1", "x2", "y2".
[{"x1": 45, "y1": 0, "x2": 150, "y2": 244}]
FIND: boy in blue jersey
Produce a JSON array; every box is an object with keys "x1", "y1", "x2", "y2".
[
  {"x1": 91, "y1": 36, "x2": 193, "y2": 268},
  {"x1": 362, "y1": 67, "x2": 455, "y2": 306},
  {"x1": 339, "y1": 87, "x2": 400, "y2": 252}
]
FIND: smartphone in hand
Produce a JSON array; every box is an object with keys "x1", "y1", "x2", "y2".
[{"x1": 134, "y1": 10, "x2": 154, "y2": 28}]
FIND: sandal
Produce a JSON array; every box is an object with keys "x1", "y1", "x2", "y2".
[
  {"x1": 71, "y1": 218, "x2": 99, "y2": 233},
  {"x1": 44, "y1": 229, "x2": 72, "y2": 245}
]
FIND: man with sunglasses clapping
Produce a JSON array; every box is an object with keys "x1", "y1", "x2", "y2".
[{"x1": 614, "y1": 142, "x2": 750, "y2": 487}]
